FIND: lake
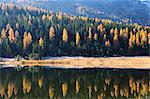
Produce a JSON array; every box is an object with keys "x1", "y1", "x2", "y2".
[{"x1": 0, "y1": 66, "x2": 149, "y2": 99}]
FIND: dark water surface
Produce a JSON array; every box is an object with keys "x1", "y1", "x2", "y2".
[{"x1": 0, "y1": 66, "x2": 149, "y2": 99}]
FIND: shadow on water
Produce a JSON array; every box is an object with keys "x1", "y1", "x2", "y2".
[{"x1": 0, "y1": 66, "x2": 150, "y2": 99}]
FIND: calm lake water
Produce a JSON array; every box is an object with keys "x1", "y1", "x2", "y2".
[{"x1": 0, "y1": 66, "x2": 149, "y2": 99}]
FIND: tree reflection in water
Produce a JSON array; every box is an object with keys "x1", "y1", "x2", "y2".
[{"x1": 0, "y1": 67, "x2": 149, "y2": 98}]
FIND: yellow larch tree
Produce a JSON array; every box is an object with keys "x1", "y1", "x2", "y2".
[
  {"x1": 62, "y1": 28, "x2": 68, "y2": 43},
  {"x1": 28, "y1": 32, "x2": 32, "y2": 45},
  {"x1": 110, "y1": 28, "x2": 114, "y2": 37},
  {"x1": 23, "y1": 31, "x2": 28, "y2": 49},
  {"x1": 136, "y1": 32, "x2": 140, "y2": 46},
  {"x1": 58, "y1": 12, "x2": 62, "y2": 20},
  {"x1": 8, "y1": 28, "x2": 15, "y2": 43},
  {"x1": 88, "y1": 27, "x2": 92, "y2": 41},
  {"x1": 148, "y1": 33, "x2": 150, "y2": 44},
  {"x1": 120, "y1": 28, "x2": 123, "y2": 37},
  {"x1": 76, "y1": 31, "x2": 80, "y2": 47},
  {"x1": 97, "y1": 24, "x2": 103, "y2": 32},
  {"x1": 39, "y1": 37, "x2": 44, "y2": 49},
  {"x1": 94, "y1": 33, "x2": 98, "y2": 40},
  {"x1": 1, "y1": 28, "x2": 6, "y2": 40},
  {"x1": 105, "y1": 40, "x2": 111, "y2": 47},
  {"x1": 49, "y1": 27, "x2": 55, "y2": 40},
  {"x1": 140, "y1": 29, "x2": 147, "y2": 47}
]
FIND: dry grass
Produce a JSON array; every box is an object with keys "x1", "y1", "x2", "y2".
[{"x1": 0, "y1": 57, "x2": 150, "y2": 69}]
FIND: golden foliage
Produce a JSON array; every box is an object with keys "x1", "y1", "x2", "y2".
[
  {"x1": 23, "y1": 32, "x2": 32, "y2": 49},
  {"x1": 1, "y1": 28, "x2": 6, "y2": 40},
  {"x1": 140, "y1": 81, "x2": 148, "y2": 96},
  {"x1": 76, "y1": 31, "x2": 80, "y2": 46},
  {"x1": 42, "y1": 14, "x2": 47, "y2": 21},
  {"x1": 105, "y1": 40, "x2": 111, "y2": 47},
  {"x1": 62, "y1": 28, "x2": 68, "y2": 43},
  {"x1": 88, "y1": 85, "x2": 92, "y2": 98},
  {"x1": 8, "y1": 28, "x2": 15, "y2": 43},
  {"x1": 22, "y1": 76, "x2": 32, "y2": 94},
  {"x1": 94, "y1": 33, "x2": 98, "y2": 40},
  {"x1": 39, "y1": 37, "x2": 44, "y2": 49},
  {"x1": 38, "y1": 77, "x2": 43, "y2": 88},
  {"x1": 113, "y1": 84, "x2": 118, "y2": 97},
  {"x1": 114, "y1": 28, "x2": 118, "y2": 35},
  {"x1": 23, "y1": 32, "x2": 28, "y2": 49},
  {"x1": 7, "y1": 82, "x2": 15, "y2": 98},
  {"x1": 136, "y1": 32, "x2": 140, "y2": 46},
  {"x1": 58, "y1": 12, "x2": 62, "y2": 20},
  {"x1": 94, "y1": 85, "x2": 98, "y2": 92},
  {"x1": 49, "y1": 85, "x2": 55, "y2": 99},
  {"x1": 98, "y1": 24, "x2": 103, "y2": 32},
  {"x1": 88, "y1": 27, "x2": 92, "y2": 40},
  {"x1": 0, "y1": 82, "x2": 5, "y2": 97},
  {"x1": 148, "y1": 33, "x2": 150, "y2": 44},
  {"x1": 103, "y1": 34, "x2": 107, "y2": 41},
  {"x1": 49, "y1": 27, "x2": 55, "y2": 40},
  {"x1": 62, "y1": 83, "x2": 68, "y2": 97},
  {"x1": 120, "y1": 28, "x2": 123, "y2": 37},
  {"x1": 105, "y1": 78, "x2": 111, "y2": 86},
  {"x1": 76, "y1": 80, "x2": 80, "y2": 95},
  {"x1": 6, "y1": 23, "x2": 11, "y2": 31},
  {"x1": 110, "y1": 28, "x2": 114, "y2": 36}
]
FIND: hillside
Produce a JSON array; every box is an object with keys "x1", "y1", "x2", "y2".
[
  {"x1": 0, "y1": 3, "x2": 149, "y2": 59},
  {"x1": 2, "y1": 0, "x2": 149, "y2": 25}
]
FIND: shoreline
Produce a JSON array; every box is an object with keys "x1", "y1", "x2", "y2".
[{"x1": 0, "y1": 57, "x2": 150, "y2": 69}]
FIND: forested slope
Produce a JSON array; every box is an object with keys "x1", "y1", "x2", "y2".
[{"x1": 0, "y1": 3, "x2": 149, "y2": 58}]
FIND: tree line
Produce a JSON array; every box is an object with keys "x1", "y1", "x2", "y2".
[{"x1": 0, "y1": 3, "x2": 149, "y2": 59}]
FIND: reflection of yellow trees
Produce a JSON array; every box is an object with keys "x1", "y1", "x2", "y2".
[
  {"x1": 23, "y1": 76, "x2": 32, "y2": 94},
  {"x1": 136, "y1": 80, "x2": 140, "y2": 93},
  {"x1": 94, "y1": 85, "x2": 98, "y2": 92},
  {"x1": 62, "y1": 83, "x2": 68, "y2": 97},
  {"x1": 0, "y1": 82, "x2": 5, "y2": 97},
  {"x1": 49, "y1": 85, "x2": 54, "y2": 99},
  {"x1": 75, "y1": 80, "x2": 80, "y2": 95},
  {"x1": 113, "y1": 84, "x2": 118, "y2": 97},
  {"x1": 7, "y1": 81, "x2": 15, "y2": 98},
  {"x1": 140, "y1": 81, "x2": 148, "y2": 97},
  {"x1": 88, "y1": 85, "x2": 92, "y2": 98},
  {"x1": 110, "y1": 90, "x2": 114, "y2": 97},
  {"x1": 105, "y1": 78, "x2": 111, "y2": 86},
  {"x1": 38, "y1": 77, "x2": 43, "y2": 88}
]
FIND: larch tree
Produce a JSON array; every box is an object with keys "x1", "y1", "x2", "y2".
[
  {"x1": 110, "y1": 28, "x2": 114, "y2": 37},
  {"x1": 88, "y1": 27, "x2": 92, "y2": 41},
  {"x1": 49, "y1": 27, "x2": 55, "y2": 41},
  {"x1": 8, "y1": 28, "x2": 15, "y2": 43},
  {"x1": 105, "y1": 40, "x2": 111, "y2": 48},
  {"x1": 148, "y1": 33, "x2": 150, "y2": 45},
  {"x1": 62, "y1": 28, "x2": 68, "y2": 43},
  {"x1": 23, "y1": 32, "x2": 28, "y2": 49},
  {"x1": 1, "y1": 28, "x2": 6, "y2": 40},
  {"x1": 27, "y1": 32, "x2": 32, "y2": 45},
  {"x1": 76, "y1": 31, "x2": 80, "y2": 47},
  {"x1": 120, "y1": 28, "x2": 123, "y2": 37},
  {"x1": 58, "y1": 12, "x2": 62, "y2": 20},
  {"x1": 39, "y1": 37, "x2": 44, "y2": 49},
  {"x1": 94, "y1": 33, "x2": 98, "y2": 41},
  {"x1": 98, "y1": 24, "x2": 103, "y2": 32},
  {"x1": 136, "y1": 32, "x2": 140, "y2": 46}
]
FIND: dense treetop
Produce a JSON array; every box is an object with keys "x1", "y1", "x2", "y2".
[{"x1": 0, "y1": 3, "x2": 149, "y2": 58}]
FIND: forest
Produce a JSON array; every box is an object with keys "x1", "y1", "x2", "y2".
[{"x1": 0, "y1": 3, "x2": 149, "y2": 59}]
